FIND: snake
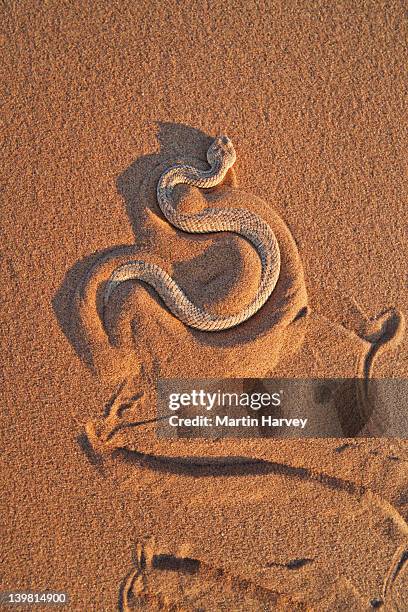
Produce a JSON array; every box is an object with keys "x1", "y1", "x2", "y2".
[{"x1": 103, "y1": 135, "x2": 281, "y2": 331}]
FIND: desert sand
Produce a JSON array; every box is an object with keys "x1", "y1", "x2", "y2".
[{"x1": 2, "y1": 1, "x2": 408, "y2": 610}]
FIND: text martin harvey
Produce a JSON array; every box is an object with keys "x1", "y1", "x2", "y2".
[{"x1": 168, "y1": 415, "x2": 308, "y2": 428}]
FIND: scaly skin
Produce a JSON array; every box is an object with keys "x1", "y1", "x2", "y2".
[{"x1": 104, "y1": 135, "x2": 281, "y2": 331}]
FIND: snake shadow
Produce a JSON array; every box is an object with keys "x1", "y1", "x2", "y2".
[{"x1": 52, "y1": 123, "x2": 216, "y2": 369}]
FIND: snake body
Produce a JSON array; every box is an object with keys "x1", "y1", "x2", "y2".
[{"x1": 104, "y1": 135, "x2": 281, "y2": 331}]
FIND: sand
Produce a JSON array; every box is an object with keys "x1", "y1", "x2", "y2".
[{"x1": 2, "y1": 0, "x2": 408, "y2": 610}]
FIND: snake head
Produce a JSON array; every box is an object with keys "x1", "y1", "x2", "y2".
[{"x1": 207, "y1": 135, "x2": 236, "y2": 169}]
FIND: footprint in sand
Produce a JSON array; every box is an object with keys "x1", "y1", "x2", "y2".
[
  {"x1": 119, "y1": 538, "x2": 305, "y2": 611},
  {"x1": 113, "y1": 457, "x2": 408, "y2": 611},
  {"x1": 119, "y1": 538, "x2": 405, "y2": 611}
]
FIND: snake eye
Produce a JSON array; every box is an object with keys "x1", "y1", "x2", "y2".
[{"x1": 221, "y1": 136, "x2": 229, "y2": 145}]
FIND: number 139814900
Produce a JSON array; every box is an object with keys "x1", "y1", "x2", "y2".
[{"x1": 0, "y1": 592, "x2": 68, "y2": 606}]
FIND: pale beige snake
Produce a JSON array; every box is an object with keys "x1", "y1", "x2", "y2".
[{"x1": 104, "y1": 136, "x2": 281, "y2": 331}]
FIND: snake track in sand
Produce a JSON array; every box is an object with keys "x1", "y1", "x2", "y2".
[{"x1": 104, "y1": 135, "x2": 281, "y2": 331}]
